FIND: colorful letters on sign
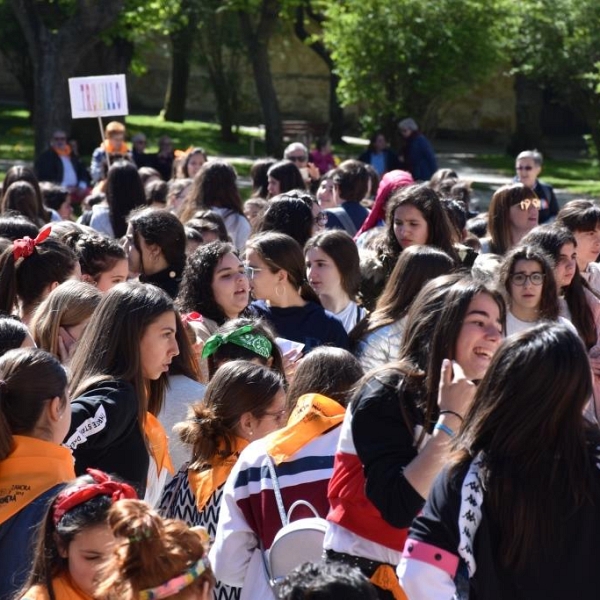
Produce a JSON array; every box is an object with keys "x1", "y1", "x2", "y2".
[{"x1": 68, "y1": 74, "x2": 129, "y2": 119}]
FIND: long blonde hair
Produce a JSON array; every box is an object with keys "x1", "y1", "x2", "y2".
[{"x1": 30, "y1": 281, "x2": 102, "y2": 358}]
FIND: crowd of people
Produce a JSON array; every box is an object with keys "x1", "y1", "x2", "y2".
[{"x1": 0, "y1": 117, "x2": 599, "y2": 600}]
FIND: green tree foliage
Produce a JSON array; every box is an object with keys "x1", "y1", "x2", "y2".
[
  {"x1": 322, "y1": 0, "x2": 512, "y2": 138},
  {"x1": 509, "y1": 0, "x2": 600, "y2": 157}
]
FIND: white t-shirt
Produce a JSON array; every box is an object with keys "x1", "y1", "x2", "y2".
[
  {"x1": 333, "y1": 300, "x2": 367, "y2": 333},
  {"x1": 506, "y1": 311, "x2": 575, "y2": 337},
  {"x1": 59, "y1": 154, "x2": 78, "y2": 187}
]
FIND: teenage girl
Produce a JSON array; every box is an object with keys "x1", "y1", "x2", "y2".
[
  {"x1": 65, "y1": 232, "x2": 128, "y2": 293},
  {"x1": 18, "y1": 470, "x2": 137, "y2": 600},
  {"x1": 400, "y1": 323, "x2": 600, "y2": 599},
  {"x1": 499, "y1": 245, "x2": 570, "y2": 336},
  {"x1": 305, "y1": 230, "x2": 367, "y2": 333},
  {"x1": 0, "y1": 348, "x2": 74, "y2": 599},
  {"x1": 159, "y1": 360, "x2": 285, "y2": 600},
  {"x1": 30, "y1": 281, "x2": 102, "y2": 365},
  {"x1": 557, "y1": 199, "x2": 600, "y2": 295},
  {"x1": 0, "y1": 225, "x2": 80, "y2": 324},
  {"x1": 325, "y1": 278, "x2": 504, "y2": 598},
  {"x1": 125, "y1": 208, "x2": 187, "y2": 299},
  {"x1": 352, "y1": 245, "x2": 455, "y2": 371},
  {"x1": 246, "y1": 232, "x2": 349, "y2": 353},
  {"x1": 64, "y1": 282, "x2": 180, "y2": 499},
  {"x1": 95, "y1": 499, "x2": 214, "y2": 600}
]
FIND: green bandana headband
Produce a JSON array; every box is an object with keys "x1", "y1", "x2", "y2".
[{"x1": 201, "y1": 324, "x2": 273, "y2": 360}]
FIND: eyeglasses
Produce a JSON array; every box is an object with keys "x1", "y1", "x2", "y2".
[
  {"x1": 262, "y1": 408, "x2": 288, "y2": 424},
  {"x1": 244, "y1": 265, "x2": 263, "y2": 279},
  {"x1": 510, "y1": 272, "x2": 545, "y2": 286},
  {"x1": 314, "y1": 212, "x2": 328, "y2": 225},
  {"x1": 519, "y1": 198, "x2": 541, "y2": 211},
  {"x1": 53, "y1": 136, "x2": 66, "y2": 141},
  {"x1": 288, "y1": 155, "x2": 307, "y2": 163},
  {"x1": 516, "y1": 165, "x2": 534, "y2": 171}
]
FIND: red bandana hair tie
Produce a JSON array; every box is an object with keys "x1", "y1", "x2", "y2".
[
  {"x1": 181, "y1": 311, "x2": 203, "y2": 324},
  {"x1": 52, "y1": 468, "x2": 137, "y2": 526},
  {"x1": 13, "y1": 224, "x2": 52, "y2": 261}
]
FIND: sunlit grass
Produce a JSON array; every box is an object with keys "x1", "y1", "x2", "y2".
[{"x1": 474, "y1": 153, "x2": 600, "y2": 196}]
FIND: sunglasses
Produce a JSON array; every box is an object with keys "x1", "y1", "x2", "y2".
[
  {"x1": 510, "y1": 272, "x2": 544, "y2": 286},
  {"x1": 516, "y1": 165, "x2": 534, "y2": 171},
  {"x1": 244, "y1": 265, "x2": 263, "y2": 279},
  {"x1": 53, "y1": 136, "x2": 67, "y2": 141},
  {"x1": 288, "y1": 155, "x2": 307, "y2": 163},
  {"x1": 519, "y1": 198, "x2": 541, "y2": 211}
]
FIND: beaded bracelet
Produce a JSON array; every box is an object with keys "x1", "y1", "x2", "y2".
[{"x1": 434, "y1": 422, "x2": 455, "y2": 438}]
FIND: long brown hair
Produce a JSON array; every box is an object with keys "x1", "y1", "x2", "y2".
[
  {"x1": 487, "y1": 183, "x2": 538, "y2": 255},
  {"x1": 286, "y1": 346, "x2": 363, "y2": 409},
  {"x1": 0, "y1": 235, "x2": 77, "y2": 316},
  {"x1": 522, "y1": 225, "x2": 597, "y2": 348},
  {"x1": 30, "y1": 281, "x2": 102, "y2": 359},
  {"x1": 246, "y1": 232, "x2": 320, "y2": 304},
  {"x1": 350, "y1": 274, "x2": 459, "y2": 433},
  {"x1": 0, "y1": 348, "x2": 67, "y2": 460},
  {"x1": 351, "y1": 245, "x2": 455, "y2": 344},
  {"x1": 69, "y1": 282, "x2": 175, "y2": 427},
  {"x1": 305, "y1": 230, "x2": 362, "y2": 300},
  {"x1": 179, "y1": 160, "x2": 243, "y2": 223},
  {"x1": 381, "y1": 183, "x2": 459, "y2": 262},
  {"x1": 451, "y1": 322, "x2": 596, "y2": 571}
]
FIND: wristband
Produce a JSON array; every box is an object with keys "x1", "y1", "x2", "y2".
[
  {"x1": 439, "y1": 409, "x2": 464, "y2": 421},
  {"x1": 434, "y1": 422, "x2": 455, "y2": 438}
]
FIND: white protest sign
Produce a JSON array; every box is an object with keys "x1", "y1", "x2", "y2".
[{"x1": 68, "y1": 74, "x2": 129, "y2": 119}]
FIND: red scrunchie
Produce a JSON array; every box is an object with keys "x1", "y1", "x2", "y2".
[
  {"x1": 181, "y1": 311, "x2": 203, "y2": 324},
  {"x1": 52, "y1": 468, "x2": 138, "y2": 525},
  {"x1": 12, "y1": 224, "x2": 52, "y2": 261}
]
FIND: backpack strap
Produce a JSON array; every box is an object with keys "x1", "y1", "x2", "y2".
[
  {"x1": 328, "y1": 207, "x2": 357, "y2": 237},
  {"x1": 266, "y1": 454, "x2": 288, "y2": 526}
]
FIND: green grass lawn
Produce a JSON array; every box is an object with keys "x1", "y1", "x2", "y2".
[
  {"x1": 0, "y1": 106, "x2": 35, "y2": 162},
  {"x1": 2, "y1": 105, "x2": 600, "y2": 196},
  {"x1": 474, "y1": 153, "x2": 600, "y2": 196}
]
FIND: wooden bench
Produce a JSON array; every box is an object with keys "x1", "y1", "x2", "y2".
[{"x1": 248, "y1": 121, "x2": 330, "y2": 156}]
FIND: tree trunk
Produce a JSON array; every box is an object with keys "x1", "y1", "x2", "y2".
[
  {"x1": 293, "y1": 4, "x2": 345, "y2": 143},
  {"x1": 9, "y1": 0, "x2": 125, "y2": 156},
  {"x1": 208, "y1": 68, "x2": 238, "y2": 142},
  {"x1": 238, "y1": 3, "x2": 283, "y2": 157},
  {"x1": 32, "y1": 41, "x2": 73, "y2": 155},
  {"x1": 163, "y1": 23, "x2": 197, "y2": 123},
  {"x1": 508, "y1": 73, "x2": 544, "y2": 155}
]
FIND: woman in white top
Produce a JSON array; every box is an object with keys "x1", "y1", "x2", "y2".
[
  {"x1": 305, "y1": 230, "x2": 366, "y2": 333},
  {"x1": 499, "y1": 245, "x2": 568, "y2": 336},
  {"x1": 352, "y1": 245, "x2": 455, "y2": 371}
]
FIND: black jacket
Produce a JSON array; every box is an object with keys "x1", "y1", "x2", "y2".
[
  {"x1": 64, "y1": 379, "x2": 149, "y2": 497},
  {"x1": 34, "y1": 148, "x2": 90, "y2": 185}
]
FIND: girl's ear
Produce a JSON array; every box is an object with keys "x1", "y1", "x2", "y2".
[
  {"x1": 81, "y1": 273, "x2": 96, "y2": 286},
  {"x1": 276, "y1": 269, "x2": 288, "y2": 284},
  {"x1": 237, "y1": 411, "x2": 256, "y2": 441},
  {"x1": 47, "y1": 396, "x2": 64, "y2": 424},
  {"x1": 54, "y1": 531, "x2": 68, "y2": 558}
]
